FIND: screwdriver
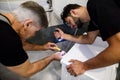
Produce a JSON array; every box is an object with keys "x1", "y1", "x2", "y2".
[
  {"x1": 54, "y1": 46, "x2": 66, "y2": 56},
  {"x1": 54, "y1": 46, "x2": 61, "y2": 51}
]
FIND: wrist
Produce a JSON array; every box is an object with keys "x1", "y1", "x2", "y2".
[
  {"x1": 50, "y1": 54, "x2": 55, "y2": 61},
  {"x1": 63, "y1": 34, "x2": 72, "y2": 40},
  {"x1": 83, "y1": 62, "x2": 91, "y2": 71}
]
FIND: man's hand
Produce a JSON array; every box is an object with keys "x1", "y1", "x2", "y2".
[
  {"x1": 54, "y1": 28, "x2": 65, "y2": 40},
  {"x1": 52, "y1": 52, "x2": 63, "y2": 61},
  {"x1": 43, "y1": 42, "x2": 58, "y2": 50},
  {"x1": 66, "y1": 59, "x2": 86, "y2": 76}
]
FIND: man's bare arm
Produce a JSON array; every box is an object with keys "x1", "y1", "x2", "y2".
[
  {"x1": 23, "y1": 41, "x2": 58, "y2": 51},
  {"x1": 63, "y1": 30, "x2": 99, "y2": 44},
  {"x1": 7, "y1": 52, "x2": 61, "y2": 77},
  {"x1": 67, "y1": 32, "x2": 120, "y2": 76},
  {"x1": 84, "y1": 32, "x2": 120, "y2": 70}
]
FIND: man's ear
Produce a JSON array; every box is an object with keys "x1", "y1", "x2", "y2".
[
  {"x1": 70, "y1": 9, "x2": 78, "y2": 17},
  {"x1": 23, "y1": 19, "x2": 33, "y2": 29}
]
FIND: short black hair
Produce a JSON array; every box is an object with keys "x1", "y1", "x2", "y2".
[{"x1": 61, "y1": 4, "x2": 81, "y2": 23}]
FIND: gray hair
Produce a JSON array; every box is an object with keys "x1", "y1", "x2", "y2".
[{"x1": 12, "y1": 1, "x2": 48, "y2": 28}]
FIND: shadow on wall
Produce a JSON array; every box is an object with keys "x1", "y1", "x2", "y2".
[{"x1": 27, "y1": 23, "x2": 88, "y2": 45}]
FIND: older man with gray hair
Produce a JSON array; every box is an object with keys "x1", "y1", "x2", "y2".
[{"x1": 0, "y1": 1, "x2": 61, "y2": 78}]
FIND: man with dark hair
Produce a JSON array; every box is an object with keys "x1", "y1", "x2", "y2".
[
  {"x1": 0, "y1": 1, "x2": 61, "y2": 78},
  {"x1": 54, "y1": 1, "x2": 120, "y2": 80},
  {"x1": 61, "y1": 4, "x2": 83, "y2": 29},
  {"x1": 61, "y1": 4, "x2": 81, "y2": 23},
  {"x1": 54, "y1": 4, "x2": 89, "y2": 40}
]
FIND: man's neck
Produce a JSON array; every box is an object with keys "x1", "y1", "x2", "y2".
[
  {"x1": 81, "y1": 7, "x2": 90, "y2": 22},
  {"x1": 3, "y1": 13, "x2": 23, "y2": 34}
]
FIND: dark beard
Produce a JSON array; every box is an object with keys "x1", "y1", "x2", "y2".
[{"x1": 75, "y1": 19, "x2": 83, "y2": 29}]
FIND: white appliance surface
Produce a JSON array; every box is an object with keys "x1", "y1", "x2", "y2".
[{"x1": 61, "y1": 37, "x2": 116, "y2": 80}]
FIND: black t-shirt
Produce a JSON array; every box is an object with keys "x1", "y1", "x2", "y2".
[
  {"x1": 114, "y1": 0, "x2": 120, "y2": 8},
  {"x1": 87, "y1": 0, "x2": 120, "y2": 41},
  {"x1": 0, "y1": 20, "x2": 28, "y2": 66}
]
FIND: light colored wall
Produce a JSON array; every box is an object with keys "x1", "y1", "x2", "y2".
[
  {"x1": 53, "y1": 0, "x2": 88, "y2": 18},
  {"x1": 0, "y1": 0, "x2": 49, "y2": 11},
  {"x1": 0, "y1": 0, "x2": 52, "y2": 25},
  {"x1": 0, "y1": 0, "x2": 88, "y2": 26},
  {"x1": 51, "y1": 0, "x2": 88, "y2": 26}
]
